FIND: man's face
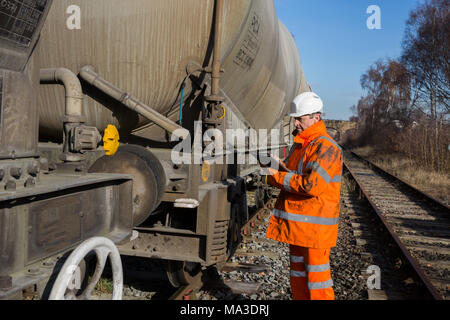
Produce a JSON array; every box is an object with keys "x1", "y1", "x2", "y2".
[{"x1": 294, "y1": 114, "x2": 320, "y2": 132}]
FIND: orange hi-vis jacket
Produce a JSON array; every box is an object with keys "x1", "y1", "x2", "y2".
[{"x1": 265, "y1": 120, "x2": 343, "y2": 248}]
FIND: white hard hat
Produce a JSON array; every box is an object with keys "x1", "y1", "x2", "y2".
[{"x1": 289, "y1": 92, "x2": 323, "y2": 117}]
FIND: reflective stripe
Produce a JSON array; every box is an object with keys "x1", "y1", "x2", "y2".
[
  {"x1": 296, "y1": 136, "x2": 341, "y2": 175},
  {"x1": 306, "y1": 161, "x2": 331, "y2": 183},
  {"x1": 331, "y1": 175, "x2": 341, "y2": 183},
  {"x1": 290, "y1": 255, "x2": 304, "y2": 263},
  {"x1": 310, "y1": 136, "x2": 342, "y2": 151},
  {"x1": 283, "y1": 172, "x2": 295, "y2": 192},
  {"x1": 297, "y1": 152, "x2": 305, "y2": 173},
  {"x1": 273, "y1": 209, "x2": 339, "y2": 226},
  {"x1": 314, "y1": 136, "x2": 343, "y2": 181},
  {"x1": 291, "y1": 270, "x2": 306, "y2": 278},
  {"x1": 306, "y1": 162, "x2": 341, "y2": 184},
  {"x1": 308, "y1": 279, "x2": 334, "y2": 290},
  {"x1": 306, "y1": 263, "x2": 330, "y2": 272}
]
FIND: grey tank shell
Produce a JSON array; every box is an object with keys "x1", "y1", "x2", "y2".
[{"x1": 37, "y1": 0, "x2": 309, "y2": 141}]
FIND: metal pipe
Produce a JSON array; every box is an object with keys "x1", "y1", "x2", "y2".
[
  {"x1": 40, "y1": 68, "x2": 84, "y2": 119},
  {"x1": 79, "y1": 66, "x2": 189, "y2": 140},
  {"x1": 211, "y1": 0, "x2": 224, "y2": 98}
]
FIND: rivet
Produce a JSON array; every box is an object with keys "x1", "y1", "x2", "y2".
[{"x1": 28, "y1": 268, "x2": 41, "y2": 275}]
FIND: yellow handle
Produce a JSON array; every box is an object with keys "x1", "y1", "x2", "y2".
[
  {"x1": 218, "y1": 105, "x2": 226, "y2": 120},
  {"x1": 103, "y1": 124, "x2": 120, "y2": 156}
]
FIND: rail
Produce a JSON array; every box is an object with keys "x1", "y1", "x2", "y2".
[{"x1": 344, "y1": 149, "x2": 450, "y2": 300}]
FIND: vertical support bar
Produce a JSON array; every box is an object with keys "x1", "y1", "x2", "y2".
[{"x1": 211, "y1": 0, "x2": 224, "y2": 99}]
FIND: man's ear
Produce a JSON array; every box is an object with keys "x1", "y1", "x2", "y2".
[{"x1": 314, "y1": 114, "x2": 321, "y2": 122}]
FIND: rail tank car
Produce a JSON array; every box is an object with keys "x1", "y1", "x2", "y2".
[
  {"x1": 37, "y1": 0, "x2": 310, "y2": 290},
  {"x1": 0, "y1": 0, "x2": 310, "y2": 299},
  {"x1": 38, "y1": 0, "x2": 309, "y2": 141}
]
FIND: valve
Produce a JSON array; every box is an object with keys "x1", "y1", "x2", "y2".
[{"x1": 67, "y1": 125, "x2": 102, "y2": 154}]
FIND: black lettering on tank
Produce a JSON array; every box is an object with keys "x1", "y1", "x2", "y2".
[{"x1": 233, "y1": 11, "x2": 262, "y2": 70}]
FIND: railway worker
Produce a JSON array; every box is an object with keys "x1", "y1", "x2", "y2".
[{"x1": 262, "y1": 92, "x2": 343, "y2": 300}]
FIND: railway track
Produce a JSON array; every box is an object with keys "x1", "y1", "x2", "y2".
[{"x1": 344, "y1": 150, "x2": 450, "y2": 300}]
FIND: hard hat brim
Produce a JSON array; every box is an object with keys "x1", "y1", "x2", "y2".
[{"x1": 289, "y1": 109, "x2": 323, "y2": 118}]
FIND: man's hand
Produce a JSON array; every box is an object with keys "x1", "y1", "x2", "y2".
[{"x1": 270, "y1": 154, "x2": 282, "y2": 164}]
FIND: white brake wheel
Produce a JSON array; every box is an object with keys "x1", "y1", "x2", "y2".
[{"x1": 49, "y1": 237, "x2": 123, "y2": 300}]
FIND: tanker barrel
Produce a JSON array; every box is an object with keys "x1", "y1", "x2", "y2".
[
  {"x1": 79, "y1": 66, "x2": 190, "y2": 140},
  {"x1": 38, "y1": 0, "x2": 307, "y2": 139}
]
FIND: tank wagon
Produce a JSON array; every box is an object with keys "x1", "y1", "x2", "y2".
[{"x1": 0, "y1": 0, "x2": 310, "y2": 299}]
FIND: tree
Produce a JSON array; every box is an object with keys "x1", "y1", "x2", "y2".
[
  {"x1": 359, "y1": 59, "x2": 412, "y2": 130},
  {"x1": 401, "y1": 0, "x2": 449, "y2": 170},
  {"x1": 401, "y1": 0, "x2": 449, "y2": 117}
]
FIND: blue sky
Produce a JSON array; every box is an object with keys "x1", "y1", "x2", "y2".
[{"x1": 274, "y1": 0, "x2": 424, "y2": 120}]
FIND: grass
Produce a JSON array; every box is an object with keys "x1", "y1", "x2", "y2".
[
  {"x1": 93, "y1": 277, "x2": 114, "y2": 294},
  {"x1": 351, "y1": 146, "x2": 450, "y2": 206}
]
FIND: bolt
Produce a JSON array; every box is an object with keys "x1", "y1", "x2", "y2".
[
  {"x1": 27, "y1": 163, "x2": 40, "y2": 176},
  {"x1": 28, "y1": 268, "x2": 40, "y2": 275},
  {"x1": 10, "y1": 167, "x2": 22, "y2": 179},
  {"x1": 42, "y1": 261, "x2": 55, "y2": 268}
]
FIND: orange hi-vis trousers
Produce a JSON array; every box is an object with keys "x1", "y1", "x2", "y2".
[{"x1": 289, "y1": 245, "x2": 335, "y2": 300}]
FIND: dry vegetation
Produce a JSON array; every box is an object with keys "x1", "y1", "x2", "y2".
[{"x1": 352, "y1": 146, "x2": 450, "y2": 206}]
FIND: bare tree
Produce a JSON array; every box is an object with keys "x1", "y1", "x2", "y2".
[
  {"x1": 402, "y1": 0, "x2": 449, "y2": 116},
  {"x1": 401, "y1": 0, "x2": 449, "y2": 170}
]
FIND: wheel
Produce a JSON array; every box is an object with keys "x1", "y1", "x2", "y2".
[
  {"x1": 89, "y1": 144, "x2": 166, "y2": 227},
  {"x1": 118, "y1": 144, "x2": 166, "y2": 207},
  {"x1": 226, "y1": 202, "x2": 242, "y2": 258},
  {"x1": 48, "y1": 237, "x2": 123, "y2": 300},
  {"x1": 166, "y1": 260, "x2": 202, "y2": 288}
]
